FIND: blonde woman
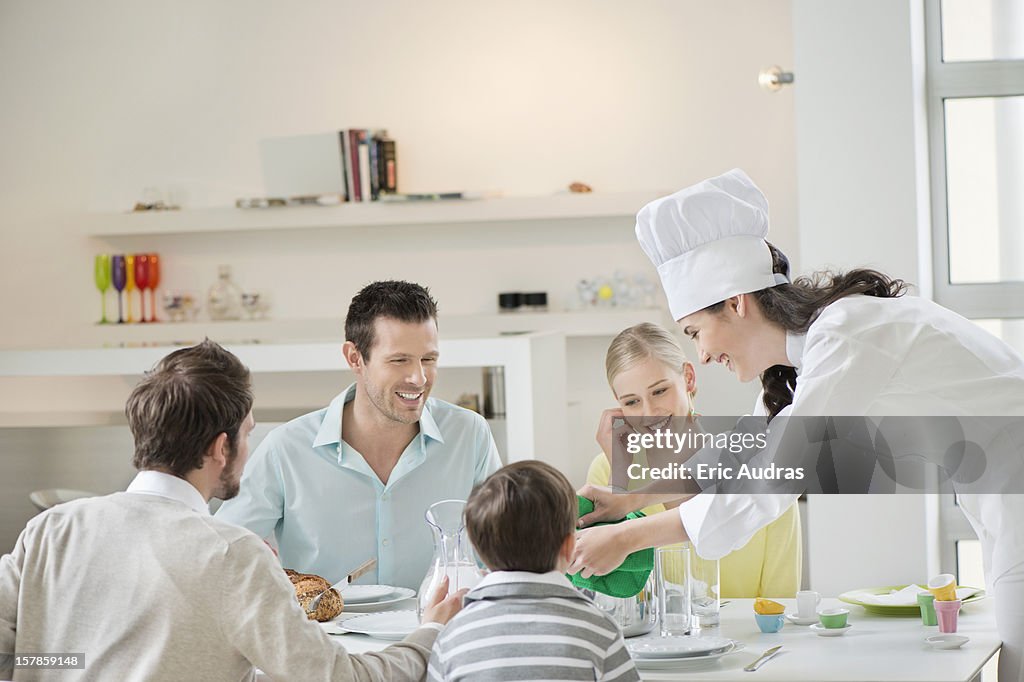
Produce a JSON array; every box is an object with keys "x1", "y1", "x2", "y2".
[{"x1": 586, "y1": 322, "x2": 801, "y2": 598}]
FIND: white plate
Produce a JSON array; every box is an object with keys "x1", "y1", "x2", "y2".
[
  {"x1": 336, "y1": 610, "x2": 419, "y2": 640},
  {"x1": 785, "y1": 613, "x2": 818, "y2": 626},
  {"x1": 342, "y1": 587, "x2": 416, "y2": 612},
  {"x1": 341, "y1": 585, "x2": 399, "y2": 604},
  {"x1": 810, "y1": 623, "x2": 852, "y2": 637},
  {"x1": 926, "y1": 634, "x2": 969, "y2": 650},
  {"x1": 631, "y1": 642, "x2": 744, "y2": 670},
  {"x1": 627, "y1": 635, "x2": 734, "y2": 659}
]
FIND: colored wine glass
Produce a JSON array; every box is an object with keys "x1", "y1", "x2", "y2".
[
  {"x1": 147, "y1": 254, "x2": 161, "y2": 322},
  {"x1": 125, "y1": 255, "x2": 136, "y2": 323},
  {"x1": 93, "y1": 254, "x2": 111, "y2": 324},
  {"x1": 134, "y1": 254, "x2": 150, "y2": 323},
  {"x1": 111, "y1": 255, "x2": 127, "y2": 324}
]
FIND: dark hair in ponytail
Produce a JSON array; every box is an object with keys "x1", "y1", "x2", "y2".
[{"x1": 705, "y1": 243, "x2": 909, "y2": 419}]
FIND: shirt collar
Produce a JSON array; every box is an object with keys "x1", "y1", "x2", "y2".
[
  {"x1": 475, "y1": 570, "x2": 574, "y2": 590},
  {"x1": 312, "y1": 382, "x2": 446, "y2": 451},
  {"x1": 465, "y1": 570, "x2": 585, "y2": 604},
  {"x1": 786, "y1": 331, "x2": 807, "y2": 373},
  {"x1": 126, "y1": 470, "x2": 209, "y2": 515}
]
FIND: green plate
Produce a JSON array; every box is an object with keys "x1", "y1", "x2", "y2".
[{"x1": 838, "y1": 584, "x2": 986, "y2": 616}]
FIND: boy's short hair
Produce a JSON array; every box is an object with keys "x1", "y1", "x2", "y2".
[{"x1": 465, "y1": 460, "x2": 576, "y2": 573}]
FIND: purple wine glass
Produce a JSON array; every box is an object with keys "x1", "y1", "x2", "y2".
[{"x1": 111, "y1": 255, "x2": 127, "y2": 324}]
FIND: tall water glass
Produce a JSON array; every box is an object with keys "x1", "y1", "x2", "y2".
[
  {"x1": 688, "y1": 544, "x2": 720, "y2": 629},
  {"x1": 656, "y1": 545, "x2": 691, "y2": 637}
]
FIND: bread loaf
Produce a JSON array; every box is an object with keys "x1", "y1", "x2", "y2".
[{"x1": 284, "y1": 569, "x2": 344, "y2": 621}]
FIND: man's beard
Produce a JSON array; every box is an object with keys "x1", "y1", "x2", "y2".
[
  {"x1": 364, "y1": 378, "x2": 425, "y2": 425},
  {"x1": 216, "y1": 441, "x2": 242, "y2": 500}
]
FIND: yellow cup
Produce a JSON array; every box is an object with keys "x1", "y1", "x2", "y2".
[{"x1": 928, "y1": 573, "x2": 957, "y2": 601}]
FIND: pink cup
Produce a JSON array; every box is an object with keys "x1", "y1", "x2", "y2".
[{"x1": 934, "y1": 599, "x2": 962, "y2": 633}]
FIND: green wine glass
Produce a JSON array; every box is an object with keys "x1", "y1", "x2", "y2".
[{"x1": 94, "y1": 254, "x2": 111, "y2": 324}]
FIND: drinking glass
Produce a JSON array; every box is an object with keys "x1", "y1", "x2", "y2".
[
  {"x1": 93, "y1": 254, "x2": 111, "y2": 324},
  {"x1": 134, "y1": 254, "x2": 150, "y2": 323},
  {"x1": 147, "y1": 253, "x2": 161, "y2": 322},
  {"x1": 111, "y1": 255, "x2": 127, "y2": 324},
  {"x1": 655, "y1": 545, "x2": 691, "y2": 636},
  {"x1": 124, "y1": 255, "x2": 136, "y2": 323},
  {"x1": 688, "y1": 546, "x2": 720, "y2": 629}
]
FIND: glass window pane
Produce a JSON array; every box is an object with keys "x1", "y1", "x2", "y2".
[
  {"x1": 971, "y1": 318, "x2": 1024, "y2": 358},
  {"x1": 955, "y1": 539, "x2": 986, "y2": 589},
  {"x1": 945, "y1": 96, "x2": 1024, "y2": 284},
  {"x1": 941, "y1": 0, "x2": 1024, "y2": 62}
]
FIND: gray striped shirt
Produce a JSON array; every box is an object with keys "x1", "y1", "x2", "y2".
[{"x1": 427, "y1": 571, "x2": 639, "y2": 682}]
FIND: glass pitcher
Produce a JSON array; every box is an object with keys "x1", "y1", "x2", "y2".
[{"x1": 417, "y1": 499, "x2": 484, "y2": 619}]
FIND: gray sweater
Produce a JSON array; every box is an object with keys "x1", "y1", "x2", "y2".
[
  {"x1": 0, "y1": 491, "x2": 437, "y2": 681},
  {"x1": 427, "y1": 571, "x2": 639, "y2": 681}
]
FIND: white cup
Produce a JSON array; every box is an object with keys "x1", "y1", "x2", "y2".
[{"x1": 796, "y1": 590, "x2": 821, "y2": 619}]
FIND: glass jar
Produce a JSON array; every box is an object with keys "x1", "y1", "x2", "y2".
[{"x1": 207, "y1": 265, "x2": 242, "y2": 321}]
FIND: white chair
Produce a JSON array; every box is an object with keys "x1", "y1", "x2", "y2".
[{"x1": 29, "y1": 488, "x2": 97, "y2": 512}]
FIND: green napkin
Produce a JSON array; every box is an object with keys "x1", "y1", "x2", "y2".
[{"x1": 567, "y1": 495, "x2": 654, "y2": 598}]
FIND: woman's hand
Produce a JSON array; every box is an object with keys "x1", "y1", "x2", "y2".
[
  {"x1": 567, "y1": 524, "x2": 633, "y2": 579},
  {"x1": 576, "y1": 484, "x2": 641, "y2": 527},
  {"x1": 595, "y1": 407, "x2": 626, "y2": 464}
]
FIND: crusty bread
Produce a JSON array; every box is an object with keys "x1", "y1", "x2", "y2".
[{"x1": 284, "y1": 569, "x2": 344, "y2": 622}]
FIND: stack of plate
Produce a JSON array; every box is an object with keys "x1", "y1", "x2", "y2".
[
  {"x1": 340, "y1": 584, "x2": 417, "y2": 612},
  {"x1": 625, "y1": 635, "x2": 743, "y2": 670},
  {"x1": 329, "y1": 610, "x2": 420, "y2": 640}
]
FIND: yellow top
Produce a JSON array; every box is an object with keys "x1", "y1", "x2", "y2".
[{"x1": 587, "y1": 453, "x2": 802, "y2": 599}]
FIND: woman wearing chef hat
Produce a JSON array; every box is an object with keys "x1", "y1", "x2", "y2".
[{"x1": 569, "y1": 169, "x2": 1024, "y2": 682}]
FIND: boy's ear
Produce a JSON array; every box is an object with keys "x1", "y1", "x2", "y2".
[{"x1": 560, "y1": 532, "x2": 577, "y2": 563}]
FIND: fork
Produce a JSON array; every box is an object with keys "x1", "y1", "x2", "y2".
[{"x1": 305, "y1": 558, "x2": 377, "y2": 615}]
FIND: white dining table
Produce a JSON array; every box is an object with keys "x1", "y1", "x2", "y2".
[{"x1": 320, "y1": 596, "x2": 1000, "y2": 682}]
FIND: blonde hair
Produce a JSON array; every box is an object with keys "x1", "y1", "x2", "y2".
[{"x1": 605, "y1": 323, "x2": 689, "y2": 392}]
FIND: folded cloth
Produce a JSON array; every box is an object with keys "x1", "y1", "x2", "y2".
[
  {"x1": 846, "y1": 584, "x2": 983, "y2": 606},
  {"x1": 567, "y1": 495, "x2": 655, "y2": 598}
]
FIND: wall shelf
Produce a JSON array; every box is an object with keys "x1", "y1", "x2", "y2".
[
  {"x1": 66, "y1": 308, "x2": 668, "y2": 348},
  {"x1": 83, "y1": 192, "x2": 661, "y2": 237}
]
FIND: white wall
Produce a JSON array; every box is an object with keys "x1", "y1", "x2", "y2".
[
  {"x1": 0, "y1": 0, "x2": 796, "y2": 550},
  {"x1": 792, "y1": 0, "x2": 933, "y2": 593}
]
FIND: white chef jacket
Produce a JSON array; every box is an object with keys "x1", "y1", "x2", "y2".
[{"x1": 677, "y1": 294, "x2": 1024, "y2": 586}]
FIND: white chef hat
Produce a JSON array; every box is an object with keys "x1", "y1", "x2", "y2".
[{"x1": 635, "y1": 168, "x2": 787, "y2": 321}]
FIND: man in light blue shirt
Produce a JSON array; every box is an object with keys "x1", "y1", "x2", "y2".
[{"x1": 217, "y1": 281, "x2": 501, "y2": 589}]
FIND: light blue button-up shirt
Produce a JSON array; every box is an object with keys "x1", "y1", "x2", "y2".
[{"x1": 216, "y1": 383, "x2": 501, "y2": 589}]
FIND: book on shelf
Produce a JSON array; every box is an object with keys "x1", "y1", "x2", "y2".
[{"x1": 260, "y1": 129, "x2": 396, "y2": 205}]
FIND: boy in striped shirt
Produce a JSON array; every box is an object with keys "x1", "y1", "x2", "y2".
[{"x1": 427, "y1": 461, "x2": 639, "y2": 682}]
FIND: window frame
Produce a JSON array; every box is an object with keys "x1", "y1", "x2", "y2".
[{"x1": 925, "y1": 0, "x2": 1024, "y2": 318}]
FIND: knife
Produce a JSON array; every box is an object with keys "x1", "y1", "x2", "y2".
[
  {"x1": 744, "y1": 645, "x2": 783, "y2": 672},
  {"x1": 344, "y1": 558, "x2": 377, "y2": 584}
]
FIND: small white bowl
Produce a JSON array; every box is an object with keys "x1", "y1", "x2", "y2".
[
  {"x1": 926, "y1": 634, "x2": 969, "y2": 650},
  {"x1": 810, "y1": 623, "x2": 852, "y2": 637}
]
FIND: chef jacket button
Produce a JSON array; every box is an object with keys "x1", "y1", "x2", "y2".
[{"x1": 382, "y1": 539, "x2": 390, "y2": 547}]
